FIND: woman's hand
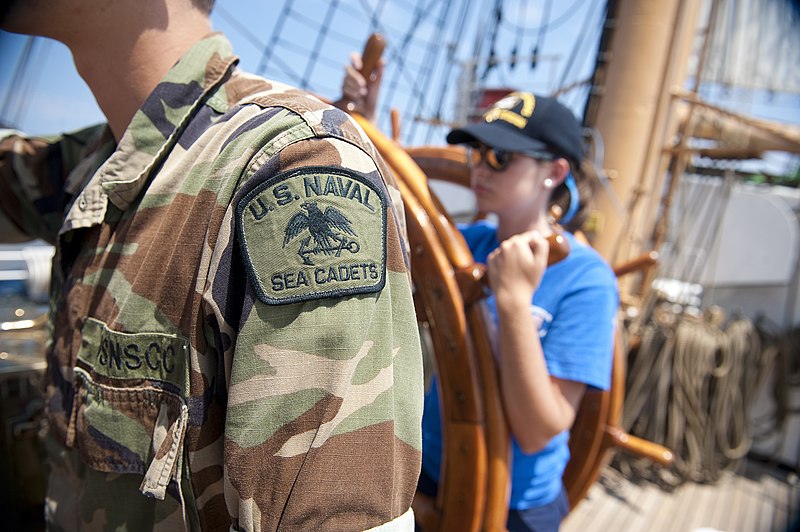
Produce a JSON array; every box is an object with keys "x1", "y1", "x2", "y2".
[
  {"x1": 340, "y1": 52, "x2": 384, "y2": 123},
  {"x1": 487, "y1": 229, "x2": 549, "y2": 308}
]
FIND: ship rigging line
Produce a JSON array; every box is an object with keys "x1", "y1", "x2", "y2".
[
  {"x1": 214, "y1": 3, "x2": 303, "y2": 86},
  {"x1": 510, "y1": 0, "x2": 534, "y2": 71},
  {"x1": 479, "y1": 0, "x2": 503, "y2": 81},
  {"x1": 423, "y1": 0, "x2": 474, "y2": 144},
  {"x1": 300, "y1": 0, "x2": 340, "y2": 88},
  {"x1": 554, "y1": 0, "x2": 603, "y2": 107},
  {"x1": 256, "y1": 0, "x2": 300, "y2": 79},
  {"x1": 371, "y1": 0, "x2": 447, "y2": 124},
  {"x1": 682, "y1": 172, "x2": 732, "y2": 285},
  {"x1": 500, "y1": 0, "x2": 586, "y2": 36},
  {"x1": 405, "y1": 0, "x2": 455, "y2": 142}
]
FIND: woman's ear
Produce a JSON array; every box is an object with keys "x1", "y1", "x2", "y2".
[{"x1": 548, "y1": 158, "x2": 571, "y2": 187}]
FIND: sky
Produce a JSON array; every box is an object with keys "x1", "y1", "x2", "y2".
[
  {"x1": 0, "y1": 0, "x2": 798, "y2": 164},
  {"x1": 0, "y1": 0, "x2": 615, "y2": 141}
]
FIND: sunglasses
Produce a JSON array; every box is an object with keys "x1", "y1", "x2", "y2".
[{"x1": 466, "y1": 144, "x2": 555, "y2": 172}]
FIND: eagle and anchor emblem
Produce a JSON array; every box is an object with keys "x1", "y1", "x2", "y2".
[{"x1": 283, "y1": 200, "x2": 361, "y2": 265}]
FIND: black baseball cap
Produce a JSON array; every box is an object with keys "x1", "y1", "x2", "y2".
[{"x1": 446, "y1": 92, "x2": 584, "y2": 165}]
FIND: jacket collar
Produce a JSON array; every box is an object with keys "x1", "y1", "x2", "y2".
[{"x1": 97, "y1": 33, "x2": 239, "y2": 210}]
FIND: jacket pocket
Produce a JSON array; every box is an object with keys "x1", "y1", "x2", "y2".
[{"x1": 67, "y1": 317, "x2": 190, "y2": 500}]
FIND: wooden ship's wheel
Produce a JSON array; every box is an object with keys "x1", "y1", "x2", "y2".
[{"x1": 338, "y1": 34, "x2": 673, "y2": 532}]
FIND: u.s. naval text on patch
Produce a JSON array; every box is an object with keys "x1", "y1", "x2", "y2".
[{"x1": 236, "y1": 166, "x2": 387, "y2": 305}]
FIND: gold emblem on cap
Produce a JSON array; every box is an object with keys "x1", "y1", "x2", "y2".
[{"x1": 482, "y1": 92, "x2": 536, "y2": 129}]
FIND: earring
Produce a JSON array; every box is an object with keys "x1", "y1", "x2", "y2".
[{"x1": 544, "y1": 178, "x2": 553, "y2": 188}]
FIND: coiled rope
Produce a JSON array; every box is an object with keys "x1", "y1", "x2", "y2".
[{"x1": 615, "y1": 303, "x2": 786, "y2": 488}]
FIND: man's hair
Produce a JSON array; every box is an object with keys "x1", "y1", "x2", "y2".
[{"x1": 192, "y1": 0, "x2": 215, "y2": 14}]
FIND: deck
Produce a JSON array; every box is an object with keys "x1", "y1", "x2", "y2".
[{"x1": 562, "y1": 459, "x2": 800, "y2": 532}]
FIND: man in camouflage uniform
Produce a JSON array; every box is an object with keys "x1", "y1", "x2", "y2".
[{"x1": 0, "y1": 0, "x2": 423, "y2": 530}]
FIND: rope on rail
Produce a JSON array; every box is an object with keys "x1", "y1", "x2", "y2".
[{"x1": 613, "y1": 300, "x2": 792, "y2": 489}]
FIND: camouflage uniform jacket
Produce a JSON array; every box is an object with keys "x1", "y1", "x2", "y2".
[{"x1": 0, "y1": 34, "x2": 423, "y2": 531}]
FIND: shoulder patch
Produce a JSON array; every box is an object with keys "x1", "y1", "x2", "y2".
[{"x1": 236, "y1": 167, "x2": 387, "y2": 305}]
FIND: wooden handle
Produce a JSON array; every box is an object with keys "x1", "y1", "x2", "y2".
[
  {"x1": 547, "y1": 233, "x2": 569, "y2": 265},
  {"x1": 458, "y1": 232, "x2": 569, "y2": 306},
  {"x1": 390, "y1": 108, "x2": 401, "y2": 141},
  {"x1": 605, "y1": 426, "x2": 674, "y2": 466},
  {"x1": 613, "y1": 250, "x2": 659, "y2": 277},
  {"x1": 359, "y1": 33, "x2": 386, "y2": 79}
]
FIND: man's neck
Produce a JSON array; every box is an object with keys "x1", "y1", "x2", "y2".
[
  {"x1": 62, "y1": 3, "x2": 212, "y2": 141},
  {"x1": 71, "y1": 32, "x2": 203, "y2": 142}
]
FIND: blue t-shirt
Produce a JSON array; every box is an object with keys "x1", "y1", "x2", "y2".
[{"x1": 421, "y1": 220, "x2": 619, "y2": 509}]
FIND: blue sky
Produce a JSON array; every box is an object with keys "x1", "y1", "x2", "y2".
[
  {"x1": 1, "y1": 0, "x2": 798, "y2": 159},
  {"x1": 0, "y1": 0, "x2": 609, "y2": 141}
]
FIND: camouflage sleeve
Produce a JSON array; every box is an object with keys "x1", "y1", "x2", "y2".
[
  {"x1": 0, "y1": 125, "x2": 106, "y2": 243},
  {"x1": 210, "y1": 125, "x2": 423, "y2": 530}
]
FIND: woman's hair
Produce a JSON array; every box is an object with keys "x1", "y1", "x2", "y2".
[{"x1": 548, "y1": 158, "x2": 596, "y2": 234}]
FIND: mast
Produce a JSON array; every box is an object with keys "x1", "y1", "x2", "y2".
[{"x1": 583, "y1": 0, "x2": 703, "y2": 294}]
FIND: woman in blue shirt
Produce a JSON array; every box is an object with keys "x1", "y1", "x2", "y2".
[{"x1": 343, "y1": 60, "x2": 618, "y2": 532}]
